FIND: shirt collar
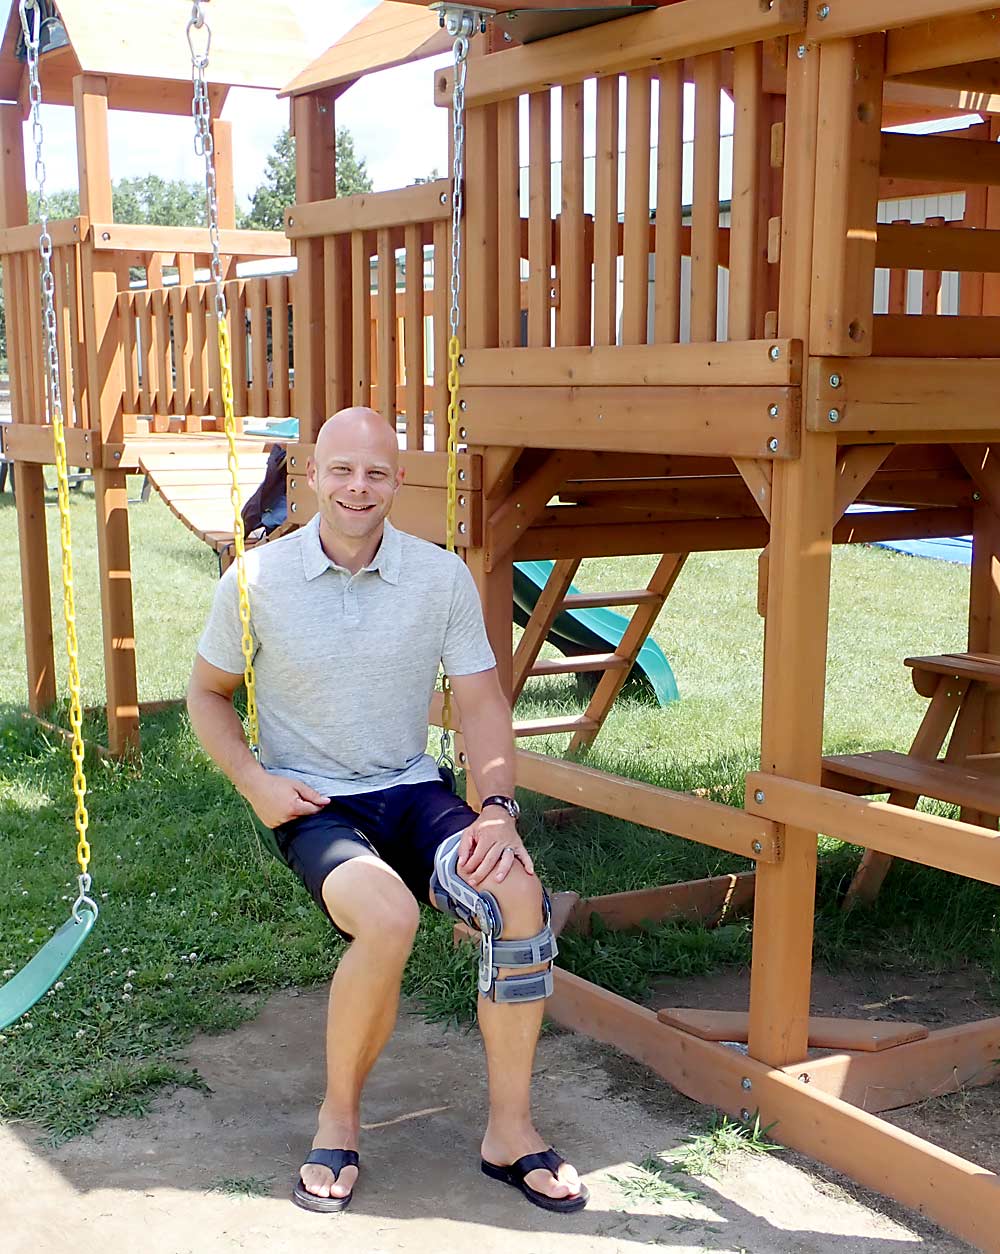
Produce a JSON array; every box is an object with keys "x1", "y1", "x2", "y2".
[{"x1": 301, "y1": 514, "x2": 401, "y2": 585}]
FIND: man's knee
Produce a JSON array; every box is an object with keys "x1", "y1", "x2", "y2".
[
  {"x1": 322, "y1": 862, "x2": 420, "y2": 949},
  {"x1": 488, "y1": 864, "x2": 545, "y2": 938}
]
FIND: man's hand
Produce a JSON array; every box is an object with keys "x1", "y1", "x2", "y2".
[
  {"x1": 458, "y1": 808, "x2": 534, "y2": 886},
  {"x1": 242, "y1": 770, "x2": 329, "y2": 829}
]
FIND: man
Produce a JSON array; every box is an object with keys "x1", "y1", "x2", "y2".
[{"x1": 187, "y1": 407, "x2": 586, "y2": 1215}]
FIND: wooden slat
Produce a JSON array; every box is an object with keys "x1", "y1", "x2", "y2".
[
  {"x1": 593, "y1": 74, "x2": 620, "y2": 348},
  {"x1": 247, "y1": 277, "x2": 267, "y2": 417},
  {"x1": 527, "y1": 90, "x2": 552, "y2": 349},
  {"x1": 376, "y1": 229, "x2": 397, "y2": 422},
  {"x1": 877, "y1": 222, "x2": 1000, "y2": 273},
  {"x1": 268, "y1": 275, "x2": 291, "y2": 418},
  {"x1": 117, "y1": 292, "x2": 140, "y2": 417},
  {"x1": 52, "y1": 246, "x2": 73, "y2": 426},
  {"x1": 496, "y1": 97, "x2": 521, "y2": 350},
  {"x1": 432, "y1": 220, "x2": 449, "y2": 449},
  {"x1": 690, "y1": 52, "x2": 722, "y2": 343},
  {"x1": 514, "y1": 714, "x2": 600, "y2": 738},
  {"x1": 653, "y1": 62, "x2": 683, "y2": 345},
  {"x1": 137, "y1": 290, "x2": 155, "y2": 415},
  {"x1": 529, "y1": 653, "x2": 626, "y2": 678},
  {"x1": 809, "y1": 0, "x2": 999, "y2": 41},
  {"x1": 905, "y1": 651, "x2": 1000, "y2": 693},
  {"x1": 872, "y1": 314, "x2": 1000, "y2": 358},
  {"x1": 659, "y1": 1008, "x2": 928, "y2": 1052},
  {"x1": 621, "y1": 69, "x2": 652, "y2": 346},
  {"x1": 351, "y1": 229, "x2": 372, "y2": 407},
  {"x1": 558, "y1": 81, "x2": 587, "y2": 347},
  {"x1": 69, "y1": 244, "x2": 89, "y2": 426},
  {"x1": 189, "y1": 285, "x2": 208, "y2": 417},
  {"x1": 404, "y1": 222, "x2": 425, "y2": 449},
  {"x1": 823, "y1": 749, "x2": 1000, "y2": 816},
  {"x1": 728, "y1": 43, "x2": 762, "y2": 343},
  {"x1": 323, "y1": 234, "x2": 351, "y2": 417},
  {"x1": 167, "y1": 284, "x2": 191, "y2": 423},
  {"x1": 227, "y1": 279, "x2": 248, "y2": 418},
  {"x1": 153, "y1": 288, "x2": 173, "y2": 418},
  {"x1": 562, "y1": 589, "x2": 659, "y2": 610},
  {"x1": 880, "y1": 130, "x2": 1000, "y2": 187},
  {"x1": 91, "y1": 222, "x2": 289, "y2": 257},
  {"x1": 512, "y1": 557, "x2": 581, "y2": 700}
]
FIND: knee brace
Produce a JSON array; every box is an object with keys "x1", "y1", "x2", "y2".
[{"x1": 430, "y1": 831, "x2": 557, "y2": 1004}]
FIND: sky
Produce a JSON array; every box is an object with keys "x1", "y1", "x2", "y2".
[{"x1": 12, "y1": 1, "x2": 452, "y2": 208}]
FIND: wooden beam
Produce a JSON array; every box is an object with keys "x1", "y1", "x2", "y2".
[
  {"x1": 2, "y1": 423, "x2": 97, "y2": 467},
  {"x1": 436, "y1": 0, "x2": 807, "y2": 109},
  {"x1": 461, "y1": 385, "x2": 801, "y2": 459},
  {"x1": 887, "y1": 10, "x2": 1000, "y2": 77},
  {"x1": 571, "y1": 872, "x2": 757, "y2": 934},
  {"x1": 460, "y1": 340, "x2": 800, "y2": 387},
  {"x1": 810, "y1": 35, "x2": 884, "y2": 355},
  {"x1": 808, "y1": 0, "x2": 1000, "y2": 41},
  {"x1": 286, "y1": 182, "x2": 449, "y2": 237},
  {"x1": 873, "y1": 314, "x2": 1000, "y2": 358},
  {"x1": 809, "y1": 357, "x2": 1000, "y2": 433},
  {"x1": 0, "y1": 217, "x2": 87, "y2": 253},
  {"x1": 746, "y1": 771, "x2": 1000, "y2": 885},
  {"x1": 515, "y1": 748, "x2": 780, "y2": 862},
  {"x1": 880, "y1": 130, "x2": 1000, "y2": 186},
  {"x1": 90, "y1": 223, "x2": 289, "y2": 258},
  {"x1": 875, "y1": 222, "x2": 1000, "y2": 272}
]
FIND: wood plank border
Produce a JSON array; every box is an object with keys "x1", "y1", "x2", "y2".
[{"x1": 285, "y1": 181, "x2": 450, "y2": 238}]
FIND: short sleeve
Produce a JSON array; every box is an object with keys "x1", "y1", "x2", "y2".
[
  {"x1": 442, "y1": 558, "x2": 496, "y2": 677},
  {"x1": 197, "y1": 566, "x2": 255, "y2": 675}
]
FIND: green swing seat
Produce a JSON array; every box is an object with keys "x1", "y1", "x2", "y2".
[{"x1": 0, "y1": 905, "x2": 98, "y2": 1031}]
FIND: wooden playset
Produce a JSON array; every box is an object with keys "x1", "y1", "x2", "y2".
[{"x1": 5, "y1": 0, "x2": 1000, "y2": 1245}]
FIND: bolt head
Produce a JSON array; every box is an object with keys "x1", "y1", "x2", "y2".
[
  {"x1": 458, "y1": 354, "x2": 465, "y2": 366},
  {"x1": 741, "y1": 1077, "x2": 752, "y2": 1091},
  {"x1": 459, "y1": 398, "x2": 468, "y2": 411},
  {"x1": 767, "y1": 438, "x2": 779, "y2": 452},
  {"x1": 829, "y1": 373, "x2": 842, "y2": 388},
  {"x1": 754, "y1": 789, "x2": 765, "y2": 804},
  {"x1": 796, "y1": 43, "x2": 808, "y2": 58},
  {"x1": 828, "y1": 408, "x2": 841, "y2": 423},
  {"x1": 752, "y1": 840, "x2": 763, "y2": 854},
  {"x1": 740, "y1": 1108, "x2": 751, "y2": 1122},
  {"x1": 817, "y1": 3, "x2": 830, "y2": 18},
  {"x1": 768, "y1": 403, "x2": 779, "y2": 418},
  {"x1": 769, "y1": 345, "x2": 780, "y2": 361},
  {"x1": 973, "y1": 491, "x2": 982, "y2": 501}
]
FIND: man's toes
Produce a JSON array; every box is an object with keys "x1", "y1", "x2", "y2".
[
  {"x1": 558, "y1": 1164, "x2": 582, "y2": 1195},
  {"x1": 526, "y1": 1169, "x2": 571, "y2": 1198},
  {"x1": 301, "y1": 1166, "x2": 332, "y2": 1197}
]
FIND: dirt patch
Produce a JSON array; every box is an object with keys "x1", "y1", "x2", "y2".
[{"x1": 0, "y1": 985, "x2": 970, "y2": 1254}]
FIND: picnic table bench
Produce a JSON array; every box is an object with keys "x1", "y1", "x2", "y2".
[{"x1": 821, "y1": 653, "x2": 1000, "y2": 906}]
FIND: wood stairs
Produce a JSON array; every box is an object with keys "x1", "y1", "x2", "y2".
[{"x1": 512, "y1": 555, "x2": 686, "y2": 750}]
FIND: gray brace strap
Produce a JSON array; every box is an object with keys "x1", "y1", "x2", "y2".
[{"x1": 430, "y1": 831, "x2": 558, "y2": 1002}]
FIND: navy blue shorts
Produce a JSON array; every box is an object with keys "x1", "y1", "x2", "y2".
[{"x1": 272, "y1": 779, "x2": 477, "y2": 939}]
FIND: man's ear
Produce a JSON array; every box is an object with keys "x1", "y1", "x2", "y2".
[
  {"x1": 394, "y1": 466, "x2": 406, "y2": 492},
  {"x1": 306, "y1": 457, "x2": 316, "y2": 488}
]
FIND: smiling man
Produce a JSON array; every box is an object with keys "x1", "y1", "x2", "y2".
[{"x1": 187, "y1": 407, "x2": 586, "y2": 1217}]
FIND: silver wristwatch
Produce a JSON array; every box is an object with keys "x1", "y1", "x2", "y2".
[{"x1": 481, "y1": 795, "x2": 520, "y2": 821}]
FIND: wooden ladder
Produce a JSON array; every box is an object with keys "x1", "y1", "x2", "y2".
[{"x1": 512, "y1": 554, "x2": 686, "y2": 752}]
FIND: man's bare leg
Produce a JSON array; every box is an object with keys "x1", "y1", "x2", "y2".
[
  {"x1": 474, "y1": 867, "x2": 582, "y2": 1201},
  {"x1": 299, "y1": 857, "x2": 419, "y2": 1200}
]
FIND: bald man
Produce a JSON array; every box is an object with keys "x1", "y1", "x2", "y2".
[{"x1": 188, "y1": 408, "x2": 586, "y2": 1216}]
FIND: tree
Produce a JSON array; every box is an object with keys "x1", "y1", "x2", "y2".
[{"x1": 239, "y1": 126, "x2": 373, "y2": 230}]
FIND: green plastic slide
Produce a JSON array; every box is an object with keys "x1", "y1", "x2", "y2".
[{"x1": 513, "y1": 560, "x2": 678, "y2": 706}]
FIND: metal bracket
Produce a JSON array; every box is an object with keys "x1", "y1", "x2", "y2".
[{"x1": 429, "y1": 3, "x2": 496, "y2": 37}]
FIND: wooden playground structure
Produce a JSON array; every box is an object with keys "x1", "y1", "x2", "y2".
[{"x1": 5, "y1": 0, "x2": 1000, "y2": 1245}]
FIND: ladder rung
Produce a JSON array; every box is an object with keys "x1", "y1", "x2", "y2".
[
  {"x1": 528, "y1": 652, "x2": 627, "y2": 677},
  {"x1": 561, "y1": 589, "x2": 659, "y2": 610},
  {"x1": 513, "y1": 715, "x2": 600, "y2": 738}
]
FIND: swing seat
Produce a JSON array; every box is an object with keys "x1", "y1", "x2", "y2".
[{"x1": 0, "y1": 906, "x2": 97, "y2": 1031}]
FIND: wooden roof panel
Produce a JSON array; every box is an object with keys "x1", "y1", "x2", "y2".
[
  {"x1": 281, "y1": 2, "x2": 450, "y2": 98},
  {"x1": 0, "y1": 0, "x2": 312, "y2": 99}
]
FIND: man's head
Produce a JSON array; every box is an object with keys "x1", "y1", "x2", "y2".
[{"x1": 307, "y1": 408, "x2": 404, "y2": 549}]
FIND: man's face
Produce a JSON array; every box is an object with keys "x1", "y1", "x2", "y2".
[{"x1": 307, "y1": 427, "x2": 403, "y2": 544}]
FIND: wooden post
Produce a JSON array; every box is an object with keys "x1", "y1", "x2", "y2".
[
  {"x1": 2, "y1": 103, "x2": 56, "y2": 711},
  {"x1": 748, "y1": 45, "x2": 828, "y2": 1068},
  {"x1": 74, "y1": 73, "x2": 138, "y2": 755},
  {"x1": 292, "y1": 93, "x2": 337, "y2": 442}
]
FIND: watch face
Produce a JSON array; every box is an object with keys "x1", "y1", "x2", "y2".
[{"x1": 486, "y1": 796, "x2": 519, "y2": 819}]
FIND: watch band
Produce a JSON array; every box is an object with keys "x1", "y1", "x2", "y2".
[{"x1": 481, "y1": 794, "x2": 519, "y2": 818}]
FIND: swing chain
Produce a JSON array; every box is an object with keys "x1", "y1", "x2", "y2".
[
  {"x1": 188, "y1": 0, "x2": 259, "y2": 754},
  {"x1": 438, "y1": 10, "x2": 482, "y2": 765},
  {"x1": 19, "y1": 0, "x2": 93, "y2": 891}
]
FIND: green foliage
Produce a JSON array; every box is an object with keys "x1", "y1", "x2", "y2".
[
  {"x1": 240, "y1": 127, "x2": 373, "y2": 231},
  {"x1": 667, "y1": 1113, "x2": 780, "y2": 1179},
  {"x1": 609, "y1": 1152, "x2": 700, "y2": 1204},
  {"x1": 27, "y1": 176, "x2": 206, "y2": 228}
]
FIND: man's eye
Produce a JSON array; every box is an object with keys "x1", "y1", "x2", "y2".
[{"x1": 369, "y1": 471, "x2": 386, "y2": 479}]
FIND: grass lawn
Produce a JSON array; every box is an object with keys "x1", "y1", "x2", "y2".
[{"x1": 1, "y1": 478, "x2": 995, "y2": 1142}]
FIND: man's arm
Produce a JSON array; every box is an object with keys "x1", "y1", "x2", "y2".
[
  {"x1": 187, "y1": 654, "x2": 328, "y2": 829},
  {"x1": 448, "y1": 666, "x2": 533, "y2": 886}
]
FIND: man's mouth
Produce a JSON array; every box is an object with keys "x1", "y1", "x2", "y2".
[{"x1": 337, "y1": 501, "x2": 375, "y2": 513}]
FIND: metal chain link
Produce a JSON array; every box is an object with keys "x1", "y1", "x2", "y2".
[
  {"x1": 19, "y1": 0, "x2": 96, "y2": 923},
  {"x1": 187, "y1": 0, "x2": 259, "y2": 753}
]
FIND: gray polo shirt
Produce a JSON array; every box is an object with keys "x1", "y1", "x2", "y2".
[{"x1": 197, "y1": 517, "x2": 496, "y2": 796}]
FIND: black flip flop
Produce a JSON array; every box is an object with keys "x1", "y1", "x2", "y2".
[
  {"x1": 482, "y1": 1147, "x2": 589, "y2": 1213},
  {"x1": 292, "y1": 1148, "x2": 359, "y2": 1214}
]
